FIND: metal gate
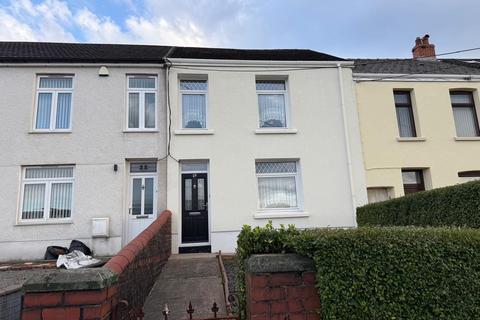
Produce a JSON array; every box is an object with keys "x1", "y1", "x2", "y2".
[{"x1": 161, "y1": 301, "x2": 239, "y2": 320}]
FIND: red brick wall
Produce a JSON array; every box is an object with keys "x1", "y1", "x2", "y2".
[
  {"x1": 21, "y1": 210, "x2": 172, "y2": 320},
  {"x1": 246, "y1": 271, "x2": 320, "y2": 320},
  {"x1": 105, "y1": 210, "x2": 172, "y2": 319},
  {"x1": 22, "y1": 287, "x2": 117, "y2": 320}
]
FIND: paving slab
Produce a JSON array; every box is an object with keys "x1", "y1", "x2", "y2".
[{"x1": 143, "y1": 254, "x2": 227, "y2": 319}]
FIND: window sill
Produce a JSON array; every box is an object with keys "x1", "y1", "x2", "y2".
[
  {"x1": 123, "y1": 129, "x2": 159, "y2": 133},
  {"x1": 254, "y1": 128, "x2": 298, "y2": 134},
  {"x1": 174, "y1": 129, "x2": 215, "y2": 135},
  {"x1": 16, "y1": 220, "x2": 73, "y2": 226},
  {"x1": 29, "y1": 130, "x2": 72, "y2": 134},
  {"x1": 454, "y1": 136, "x2": 480, "y2": 141},
  {"x1": 253, "y1": 211, "x2": 309, "y2": 219},
  {"x1": 396, "y1": 137, "x2": 426, "y2": 142}
]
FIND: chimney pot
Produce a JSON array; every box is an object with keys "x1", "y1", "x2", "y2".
[{"x1": 412, "y1": 34, "x2": 436, "y2": 60}]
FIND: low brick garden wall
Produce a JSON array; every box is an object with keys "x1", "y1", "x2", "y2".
[
  {"x1": 21, "y1": 210, "x2": 172, "y2": 320},
  {"x1": 245, "y1": 254, "x2": 320, "y2": 320}
]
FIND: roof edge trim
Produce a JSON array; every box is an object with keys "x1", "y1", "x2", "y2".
[
  {"x1": 353, "y1": 72, "x2": 480, "y2": 82},
  {"x1": 168, "y1": 58, "x2": 353, "y2": 68}
]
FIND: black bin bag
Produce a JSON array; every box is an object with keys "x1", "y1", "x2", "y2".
[
  {"x1": 44, "y1": 246, "x2": 68, "y2": 260},
  {"x1": 68, "y1": 240, "x2": 92, "y2": 256}
]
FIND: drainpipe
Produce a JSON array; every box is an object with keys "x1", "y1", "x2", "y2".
[{"x1": 337, "y1": 63, "x2": 358, "y2": 227}]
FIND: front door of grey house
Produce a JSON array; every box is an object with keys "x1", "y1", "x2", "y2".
[
  {"x1": 127, "y1": 162, "x2": 157, "y2": 243},
  {"x1": 181, "y1": 173, "x2": 209, "y2": 244}
]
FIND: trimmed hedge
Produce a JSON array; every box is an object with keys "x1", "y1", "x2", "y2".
[
  {"x1": 236, "y1": 223, "x2": 480, "y2": 319},
  {"x1": 357, "y1": 180, "x2": 480, "y2": 228}
]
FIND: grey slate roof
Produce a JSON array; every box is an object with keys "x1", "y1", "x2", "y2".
[
  {"x1": 169, "y1": 46, "x2": 343, "y2": 61},
  {"x1": 353, "y1": 58, "x2": 480, "y2": 75},
  {"x1": 0, "y1": 42, "x2": 171, "y2": 63},
  {"x1": 0, "y1": 41, "x2": 343, "y2": 63}
]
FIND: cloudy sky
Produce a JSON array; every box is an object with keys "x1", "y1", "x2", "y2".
[{"x1": 0, "y1": 0, "x2": 479, "y2": 58}]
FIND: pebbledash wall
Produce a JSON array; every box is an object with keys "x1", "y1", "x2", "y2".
[
  {"x1": 0, "y1": 65, "x2": 167, "y2": 261},
  {"x1": 167, "y1": 59, "x2": 368, "y2": 253}
]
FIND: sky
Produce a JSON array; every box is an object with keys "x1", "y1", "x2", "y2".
[{"x1": 1, "y1": 0, "x2": 479, "y2": 58}]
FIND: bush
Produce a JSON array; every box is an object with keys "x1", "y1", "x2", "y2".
[
  {"x1": 295, "y1": 227, "x2": 480, "y2": 319},
  {"x1": 235, "y1": 222, "x2": 299, "y2": 318},
  {"x1": 357, "y1": 181, "x2": 480, "y2": 228},
  {"x1": 236, "y1": 223, "x2": 480, "y2": 319}
]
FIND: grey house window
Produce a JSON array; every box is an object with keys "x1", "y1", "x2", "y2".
[
  {"x1": 450, "y1": 91, "x2": 480, "y2": 137},
  {"x1": 394, "y1": 91, "x2": 416, "y2": 137}
]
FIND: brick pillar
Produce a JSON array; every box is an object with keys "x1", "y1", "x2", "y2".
[
  {"x1": 245, "y1": 254, "x2": 320, "y2": 320},
  {"x1": 21, "y1": 268, "x2": 118, "y2": 320}
]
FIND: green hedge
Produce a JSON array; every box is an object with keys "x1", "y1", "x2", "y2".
[
  {"x1": 236, "y1": 224, "x2": 480, "y2": 319},
  {"x1": 357, "y1": 181, "x2": 480, "y2": 228}
]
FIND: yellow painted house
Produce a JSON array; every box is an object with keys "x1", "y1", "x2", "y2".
[{"x1": 353, "y1": 35, "x2": 480, "y2": 203}]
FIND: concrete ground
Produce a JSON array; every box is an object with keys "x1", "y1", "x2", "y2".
[{"x1": 143, "y1": 253, "x2": 227, "y2": 320}]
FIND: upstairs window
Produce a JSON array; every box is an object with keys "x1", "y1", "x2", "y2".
[
  {"x1": 256, "y1": 80, "x2": 288, "y2": 128},
  {"x1": 394, "y1": 91, "x2": 417, "y2": 137},
  {"x1": 35, "y1": 76, "x2": 73, "y2": 131},
  {"x1": 180, "y1": 79, "x2": 208, "y2": 129},
  {"x1": 20, "y1": 166, "x2": 74, "y2": 222},
  {"x1": 127, "y1": 75, "x2": 157, "y2": 130},
  {"x1": 450, "y1": 91, "x2": 480, "y2": 137},
  {"x1": 256, "y1": 161, "x2": 301, "y2": 210}
]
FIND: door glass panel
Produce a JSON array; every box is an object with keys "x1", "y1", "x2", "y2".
[
  {"x1": 144, "y1": 178, "x2": 154, "y2": 215},
  {"x1": 184, "y1": 178, "x2": 193, "y2": 210},
  {"x1": 132, "y1": 178, "x2": 142, "y2": 215},
  {"x1": 197, "y1": 178, "x2": 205, "y2": 209}
]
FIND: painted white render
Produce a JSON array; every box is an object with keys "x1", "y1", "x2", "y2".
[
  {"x1": 166, "y1": 60, "x2": 368, "y2": 253},
  {"x1": 0, "y1": 65, "x2": 167, "y2": 261}
]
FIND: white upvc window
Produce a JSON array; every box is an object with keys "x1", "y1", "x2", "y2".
[
  {"x1": 19, "y1": 166, "x2": 74, "y2": 223},
  {"x1": 127, "y1": 75, "x2": 158, "y2": 130},
  {"x1": 180, "y1": 79, "x2": 208, "y2": 129},
  {"x1": 256, "y1": 80, "x2": 289, "y2": 128},
  {"x1": 255, "y1": 160, "x2": 302, "y2": 210},
  {"x1": 34, "y1": 75, "x2": 74, "y2": 131}
]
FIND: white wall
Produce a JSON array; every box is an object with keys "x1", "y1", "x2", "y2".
[
  {"x1": 166, "y1": 62, "x2": 367, "y2": 253},
  {"x1": 0, "y1": 65, "x2": 167, "y2": 261}
]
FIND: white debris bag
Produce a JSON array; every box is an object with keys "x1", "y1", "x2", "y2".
[{"x1": 56, "y1": 250, "x2": 101, "y2": 269}]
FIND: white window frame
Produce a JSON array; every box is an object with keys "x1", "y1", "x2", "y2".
[
  {"x1": 19, "y1": 166, "x2": 75, "y2": 224},
  {"x1": 126, "y1": 75, "x2": 158, "y2": 131},
  {"x1": 255, "y1": 160, "x2": 303, "y2": 212},
  {"x1": 179, "y1": 78, "x2": 209, "y2": 130},
  {"x1": 256, "y1": 79, "x2": 290, "y2": 129},
  {"x1": 34, "y1": 75, "x2": 74, "y2": 132}
]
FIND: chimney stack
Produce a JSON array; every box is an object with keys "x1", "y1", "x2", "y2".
[{"x1": 412, "y1": 34, "x2": 436, "y2": 60}]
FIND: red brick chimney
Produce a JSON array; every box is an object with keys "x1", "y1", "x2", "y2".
[{"x1": 412, "y1": 34, "x2": 436, "y2": 60}]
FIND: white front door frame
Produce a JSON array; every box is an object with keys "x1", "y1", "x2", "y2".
[{"x1": 126, "y1": 170, "x2": 158, "y2": 243}]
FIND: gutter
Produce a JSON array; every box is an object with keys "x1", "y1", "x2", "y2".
[
  {"x1": 337, "y1": 63, "x2": 358, "y2": 227},
  {"x1": 0, "y1": 63, "x2": 166, "y2": 67},
  {"x1": 167, "y1": 58, "x2": 355, "y2": 68},
  {"x1": 353, "y1": 72, "x2": 480, "y2": 82}
]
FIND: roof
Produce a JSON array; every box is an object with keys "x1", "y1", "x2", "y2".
[
  {"x1": 168, "y1": 46, "x2": 343, "y2": 61},
  {"x1": 353, "y1": 58, "x2": 480, "y2": 75},
  {"x1": 0, "y1": 42, "x2": 343, "y2": 63},
  {"x1": 0, "y1": 42, "x2": 171, "y2": 63}
]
